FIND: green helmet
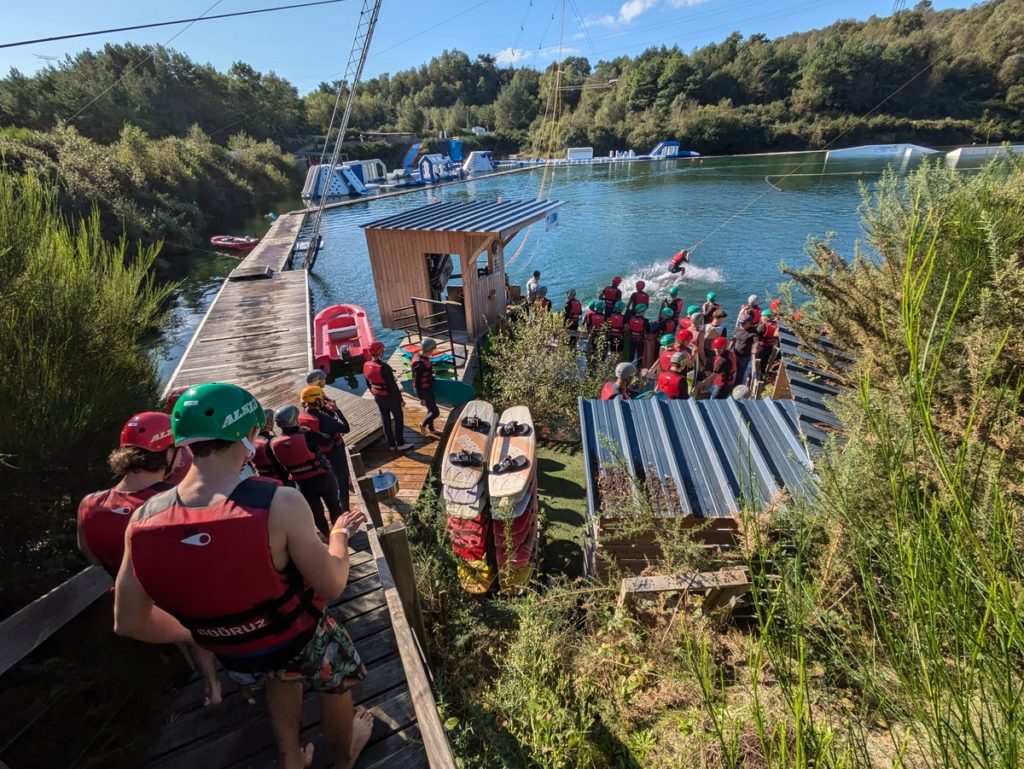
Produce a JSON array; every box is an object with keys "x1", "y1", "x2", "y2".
[
  {"x1": 659, "y1": 333, "x2": 675, "y2": 347},
  {"x1": 686, "y1": 304, "x2": 700, "y2": 316},
  {"x1": 171, "y1": 382, "x2": 264, "y2": 446},
  {"x1": 763, "y1": 310, "x2": 774, "y2": 319},
  {"x1": 635, "y1": 303, "x2": 647, "y2": 315},
  {"x1": 613, "y1": 301, "x2": 625, "y2": 313},
  {"x1": 661, "y1": 307, "x2": 673, "y2": 317},
  {"x1": 706, "y1": 291, "x2": 717, "y2": 301},
  {"x1": 587, "y1": 300, "x2": 597, "y2": 311},
  {"x1": 668, "y1": 286, "x2": 679, "y2": 297},
  {"x1": 596, "y1": 299, "x2": 606, "y2": 313}
]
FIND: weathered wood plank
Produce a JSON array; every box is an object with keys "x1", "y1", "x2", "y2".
[{"x1": 0, "y1": 566, "x2": 111, "y2": 675}]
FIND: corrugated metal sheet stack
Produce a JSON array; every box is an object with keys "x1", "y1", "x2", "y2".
[{"x1": 441, "y1": 402, "x2": 540, "y2": 594}]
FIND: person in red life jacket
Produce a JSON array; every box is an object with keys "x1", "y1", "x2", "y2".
[
  {"x1": 702, "y1": 291, "x2": 720, "y2": 323},
  {"x1": 563, "y1": 289, "x2": 583, "y2": 337},
  {"x1": 606, "y1": 301, "x2": 626, "y2": 354},
  {"x1": 536, "y1": 285, "x2": 552, "y2": 311},
  {"x1": 411, "y1": 338, "x2": 440, "y2": 434},
  {"x1": 708, "y1": 336, "x2": 737, "y2": 399},
  {"x1": 600, "y1": 362, "x2": 636, "y2": 400},
  {"x1": 600, "y1": 276, "x2": 623, "y2": 309},
  {"x1": 306, "y1": 370, "x2": 344, "y2": 418},
  {"x1": 300, "y1": 386, "x2": 351, "y2": 516},
  {"x1": 657, "y1": 333, "x2": 678, "y2": 372},
  {"x1": 253, "y1": 408, "x2": 290, "y2": 485},
  {"x1": 363, "y1": 341, "x2": 413, "y2": 452},
  {"x1": 736, "y1": 294, "x2": 762, "y2": 330},
  {"x1": 116, "y1": 382, "x2": 373, "y2": 769},
  {"x1": 668, "y1": 249, "x2": 690, "y2": 275},
  {"x1": 79, "y1": 411, "x2": 222, "y2": 706},
  {"x1": 272, "y1": 405, "x2": 340, "y2": 536},
  {"x1": 626, "y1": 280, "x2": 650, "y2": 316},
  {"x1": 657, "y1": 352, "x2": 689, "y2": 399},
  {"x1": 626, "y1": 304, "x2": 650, "y2": 366},
  {"x1": 702, "y1": 309, "x2": 728, "y2": 362},
  {"x1": 654, "y1": 306, "x2": 678, "y2": 337},
  {"x1": 163, "y1": 386, "x2": 194, "y2": 485},
  {"x1": 756, "y1": 309, "x2": 780, "y2": 375},
  {"x1": 661, "y1": 285, "x2": 684, "y2": 319},
  {"x1": 585, "y1": 300, "x2": 607, "y2": 353}
]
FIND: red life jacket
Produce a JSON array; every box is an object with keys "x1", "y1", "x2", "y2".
[
  {"x1": 741, "y1": 305, "x2": 763, "y2": 326},
  {"x1": 670, "y1": 251, "x2": 687, "y2": 269},
  {"x1": 412, "y1": 353, "x2": 433, "y2": 391},
  {"x1": 129, "y1": 479, "x2": 324, "y2": 671},
  {"x1": 564, "y1": 299, "x2": 582, "y2": 324},
  {"x1": 656, "y1": 371, "x2": 687, "y2": 399},
  {"x1": 78, "y1": 483, "x2": 171, "y2": 576},
  {"x1": 663, "y1": 298, "x2": 683, "y2": 318},
  {"x1": 627, "y1": 315, "x2": 647, "y2": 342},
  {"x1": 363, "y1": 360, "x2": 388, "y2": 397},
  {"x1": 600, "y1": 286, "x2": 619, "y2": 304},
  {"x1": 586, "y1": 312, "x2": 605, "y2": 331},
  {"x1": 165, "y1": 447, "x2": 193, "y2": 486},
  {"x1": 658, "y1": 350, "x2": 674, "y2": 371},
  {"x1": 270, "y1": 429, "x2": 327, "y2": 480},
  {"x1": 299, "y1": 410, "x2": 343, "y2": 450},
  {"x1": 600, "y1": 381, "x2": 628, "y2": 400},
  {"x1": 631, "y1": 290, "x2": 650, "y2": 308},
  {"x1": 253, "y1": 433, "x2": 287, "y2": 483},
  {"x1": 760, "y1": 320, "x2": 779, "y2": 347},
  {"x1": 659, "y1": 317, "x2": 677, "y2": 336},
  {"x1": 539, "y1": 297, "x2": 552, "y2": 311},
  {"x1": 714, "y1": 350, "x2": 737, "y2": 387},
  {"x1": 608, "y1": 312, "x2": 625, "y2": 338}
]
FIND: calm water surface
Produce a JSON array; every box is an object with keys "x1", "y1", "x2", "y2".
[{"x1": 154, "y1": 154, "x2": 875, "y2": 381}]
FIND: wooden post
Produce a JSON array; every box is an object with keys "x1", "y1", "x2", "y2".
[
  {"x1": 378, "y1": 522, "x2": 429, "y2": 664},
  {"x1": 350, "y1": 451, "x2": 366, "y2": 478},
  {"x1": 357, "y1": 476, "x2": 384, "y2": 529}
]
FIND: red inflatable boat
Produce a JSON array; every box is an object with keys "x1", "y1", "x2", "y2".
[
  {"x1": 210, "y1": 235, "x2": 260, "y2": 253},
  {"x1": 313, "y1": 304, "x2": 378, "y2": 373}
]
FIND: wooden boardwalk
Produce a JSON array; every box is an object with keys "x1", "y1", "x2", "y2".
[
  {"x1": 142, "y1": 532, "x2": 429, "y2": 769},
  {"x1": 156, "y1": 213, "x2": 453, "y2": 768}
]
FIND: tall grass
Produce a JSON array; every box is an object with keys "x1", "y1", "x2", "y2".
[{"x1": 0, "y1": 166, "x2": 173, "y2": 473}]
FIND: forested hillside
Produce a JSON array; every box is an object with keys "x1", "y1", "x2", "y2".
[{"x1": 0, "y1": 0, "x2": 1020, "y2": 250}]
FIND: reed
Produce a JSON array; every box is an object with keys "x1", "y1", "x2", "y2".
[{"x1": 0, "y1": 166, "x2": 174, "y2": 474}]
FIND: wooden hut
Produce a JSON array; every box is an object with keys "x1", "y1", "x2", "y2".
[{"x1": 361, "y1": 199, "x2": 564, "y2": 340}]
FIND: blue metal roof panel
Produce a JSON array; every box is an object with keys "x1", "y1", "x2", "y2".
[
  {"x1": 361, "y1": 199, "x2": 565, "y2": 234},
  {"x1": 776, "y1": 327, "x2": 850, "y2": 448},
  {"x1": 579, "y1": 398, "x2": 814, "y2": 520}
]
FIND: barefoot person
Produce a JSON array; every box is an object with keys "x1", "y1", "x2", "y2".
[
  {"x1": 79, "y1": 411, "x2": 221, "y2": 705},
  {"x1": 114, "y1": 383, "x2": 373, "y2": 769}
]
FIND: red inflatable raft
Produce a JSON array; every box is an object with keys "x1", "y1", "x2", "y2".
[
  {"x1": 210, "y1": 235, "x2": 260, "y2": 253},
  {"x1": 313, "y1": 304, "x2": 378, "y2": 374}
]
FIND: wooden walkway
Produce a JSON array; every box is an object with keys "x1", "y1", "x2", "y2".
[
  {"x1": 142, "y1": 532, "x2": 429, "y2": 769},
  {"x1": 156, "y1": 214, "x2": 452, "y2": 768}
]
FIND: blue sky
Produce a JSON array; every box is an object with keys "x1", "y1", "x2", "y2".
[{"x1": 0, "y1": 0, "x2": 972, "y2": 94}]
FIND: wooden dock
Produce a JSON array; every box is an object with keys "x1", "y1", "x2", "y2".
[{"x1": 156, "y1": 213, "x2": 454, "y2": 768}]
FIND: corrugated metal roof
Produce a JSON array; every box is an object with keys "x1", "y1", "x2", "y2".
[
  {"x1": 360, "y1": 199, "x2": 564, "y2": 234},
  {"x1": 776, "y1": 328, "x2": 851, "y2": 449},
  {"x1": 579, "y1": 397, "x2": 816, "y2": 520}
]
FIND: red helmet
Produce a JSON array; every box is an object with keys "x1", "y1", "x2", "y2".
[
  {"x1": 636, "y1": 280, "x2": 646, "y2": 291},
  {"x1": 711, "y1": 336, "x2": 729, "y2": 351},
  {"x1": 120, "y1": 411, "x2": 174, "y2": 452},
  {"x1": 368, "y1": 341, "x2": 385, "y2": 358},
  {"x1": 165, "y1": 386, "x2": 188, "y2": 414},
  {"x1": 675, "y1": 329, "x2": 693, "y2": 345},
  {"x1": 611, "y1": 276, "x2": 622, "y2": 286},
  {"x1": 679, "y1": 317, "x2": 693, "y2": 329}
]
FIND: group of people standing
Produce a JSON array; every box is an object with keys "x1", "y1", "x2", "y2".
[{"x1": 77, "y1": 380, "x2": 376, "y2": 769}]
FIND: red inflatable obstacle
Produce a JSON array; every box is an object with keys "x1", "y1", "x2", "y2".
[{"x1": 312, "y1": 304, "x2": 378, "y2": 373}]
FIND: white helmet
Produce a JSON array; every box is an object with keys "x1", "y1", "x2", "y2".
[
  {"x1": 615, "y1": 362, "x2": 637, "y2": 379},
  {"x1": 748, "y1": 294, "x2": 759, "y2": 305}
]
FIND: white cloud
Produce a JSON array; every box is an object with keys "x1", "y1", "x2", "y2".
[
  {"x1": 494, "y1": 46, "x2": 583, "y2": 65},
  {"x1": 619, "y1": 0, "x2": 657, "y2": 23},
  {"x1": 668, "y1": 0, "x2": 711, "y2": 6}
]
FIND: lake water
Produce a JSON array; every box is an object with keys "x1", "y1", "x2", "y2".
[{"x1": 154, "y1": 152, "x2": 874, "y2": 381}]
